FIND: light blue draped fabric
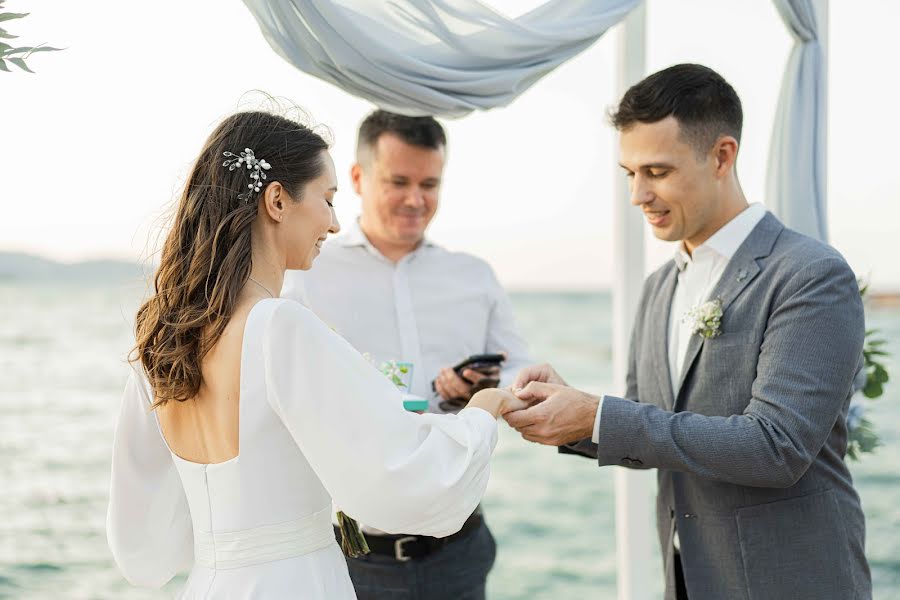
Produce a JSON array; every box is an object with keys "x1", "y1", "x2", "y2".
[
  {"x1": 766, "y1": 0, "x2": 827, "y2": 242},
  {"x1": 241, "y1": 0, "x2": 640, "y2": 118}
]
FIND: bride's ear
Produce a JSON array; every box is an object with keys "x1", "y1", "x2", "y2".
[{"x1": 261, "y1": 182, "x2": 287, "y2": 223}]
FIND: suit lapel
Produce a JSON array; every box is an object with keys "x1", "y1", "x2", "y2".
[
  {"x1": 653, "y1": 264, "x2": 679, "y2": 411},
  {"x1": 673, "y1": 212, "x2": 784, "y2": 405}
]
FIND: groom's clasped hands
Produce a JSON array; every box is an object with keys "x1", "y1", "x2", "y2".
[{"x1": 492, "y1": 363, "x2": 602, "y2": 447}]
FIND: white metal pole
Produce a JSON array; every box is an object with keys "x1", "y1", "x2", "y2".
[
  {"x1": 812, "y1": 0, "x2": 829, "y2": 243},
  {"x1": 612, "y1": 3, "x2": 654, "y2": 600}
]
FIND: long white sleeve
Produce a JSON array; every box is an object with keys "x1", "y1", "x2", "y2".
[
  {"x1": 262, "y1": 300, "x2": 498, "y2": 538},
  {"x1": 106, "y1": 365, "x2": 193, "y2": 588}
]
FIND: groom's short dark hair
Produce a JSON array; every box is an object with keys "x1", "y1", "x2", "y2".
[
  {"x1": 610, "y1": 64, "x2": 743, "y2": 155},
  {"x1": 356, "y1": 110, "x2": 446, "y2": 165}
]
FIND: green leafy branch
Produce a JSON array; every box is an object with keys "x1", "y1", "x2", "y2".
[
  {"x1": 846, "y1": 416, "x2": 879, "y2": 461},
  {"x1": 847, "y1": 279, "x2": 892, "y2": 460},
  {"x1": 0, "y1": 1, "x2": 61, "y2": 73},
  {"x1": 860, "y1": 281, "x2": 891, "y2": 400}
]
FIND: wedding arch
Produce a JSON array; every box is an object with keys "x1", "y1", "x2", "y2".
[{"x1": 240, "y1": 1, "x2": 830, "y2": 598}]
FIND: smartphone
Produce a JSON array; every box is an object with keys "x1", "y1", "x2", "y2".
[
  {"x1": 452, "y1": 353, "x2": 505, "y2": 376},
  {"x1": 432, "y1": 353, "x2": 505, "y2": 408}
]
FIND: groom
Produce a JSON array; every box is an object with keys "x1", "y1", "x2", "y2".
[{"x1": 505, "y1": 64, "x2": 871, "y2": 600}]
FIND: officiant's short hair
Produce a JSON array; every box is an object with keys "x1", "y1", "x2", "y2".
[
  {"x1": 356, "y1": 110, "x2": 446, "y2": 164},
  {"x1": 610, "y1": 63, "x2": 742, "y2": 156}
]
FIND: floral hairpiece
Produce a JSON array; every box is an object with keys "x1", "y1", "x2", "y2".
[{"x1": 222, "y1": 148, "x2": 271, "y2": 202}]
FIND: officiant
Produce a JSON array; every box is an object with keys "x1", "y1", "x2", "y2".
[{"x1": 283, "y1": 110, "x2": 531, "y2": 600}]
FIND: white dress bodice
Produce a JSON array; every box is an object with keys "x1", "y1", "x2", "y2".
[{"x1": 107, "y1": 299, "x2": 498, "y2": 598}]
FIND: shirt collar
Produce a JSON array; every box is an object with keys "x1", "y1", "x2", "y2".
[
  {"x1": 673, "y1": 203, "x2": 767, "y2": 271},
  {"x1": 336, "y1": 218, "x2": 435, "y2": 256}
]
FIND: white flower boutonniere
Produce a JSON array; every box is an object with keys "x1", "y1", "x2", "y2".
[{"x1": 684, "y1": 297, "x2": 723, "y2": 339}]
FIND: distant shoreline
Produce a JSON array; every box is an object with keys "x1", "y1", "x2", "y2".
[
  {"x1": 3, "y1": 251, "x2": 900, "y2": 300},
  {"x1": 869, "y1": 293, "x2": 900, "y2": 309}
]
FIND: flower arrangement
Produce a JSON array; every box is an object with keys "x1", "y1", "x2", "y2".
[
  {"x1": 380, "y1": 360, "x2": 411, "y2": 389},
  {"x1": 684, "y1": 298, "x2": 723, "y2": 339},
  {"x1": 847, "y1": 280, "x2": 892, "y2": 460}
]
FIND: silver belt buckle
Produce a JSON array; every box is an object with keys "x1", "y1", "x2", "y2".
[{"x1": 394, "y1": 536, "x2": 417, "y2": 562}]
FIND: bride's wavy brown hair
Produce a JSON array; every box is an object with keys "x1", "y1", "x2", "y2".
[{"x1": 133, "y1": 110, "x2": 329, "y2": 407}]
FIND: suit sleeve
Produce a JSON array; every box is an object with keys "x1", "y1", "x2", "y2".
[
  {"x1": 594, "y1": 257, "x2": 865, "y2": 487},
  {"x1": 560, "y1": 275, "x2": 650, "y2": 460}
]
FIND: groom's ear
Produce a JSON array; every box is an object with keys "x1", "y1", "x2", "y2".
[{"x1": 712, "y1": 135, "x2": 739, "y2": 178}]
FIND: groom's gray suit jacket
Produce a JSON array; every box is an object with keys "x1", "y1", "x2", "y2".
[{"x1": 567, "y1": 212, "x2": 871, "y2": 599}]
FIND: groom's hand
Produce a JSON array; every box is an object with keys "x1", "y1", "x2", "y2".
[
  {"x1": 512, "y1": 363, "x2": 568, "y2": 389},
  {"x1": 503, "y1": 382, "x2": 599, "y2": 446}
]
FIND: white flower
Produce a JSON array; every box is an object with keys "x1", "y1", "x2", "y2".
[{"x1": 683, "y1": 297, "x2": 723, "y2": 339}]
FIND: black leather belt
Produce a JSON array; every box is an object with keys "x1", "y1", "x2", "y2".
[{"x1": 334, "y1": 512, "x2": 482, "y2": 562}]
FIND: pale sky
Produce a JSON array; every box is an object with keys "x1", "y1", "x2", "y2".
[{"x1": 3, "y1": 0, "x2": 899, "y2": 290}]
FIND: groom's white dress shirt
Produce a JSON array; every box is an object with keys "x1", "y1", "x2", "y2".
[
  {"x1": 282, "y1": 219, "x2": 531, "y2": 406},
  {"x1": 592, "y1": 203, "x2": 767, "y2": 442},
  {"x1": 667, "y1": 203, "x2": 768, "y2": 393}
]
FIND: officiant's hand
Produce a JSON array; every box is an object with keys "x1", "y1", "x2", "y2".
[
  {"x1": 512, "y1": 363, "x2": 568, "y2": 389},
  {"x1": 434, "y1": 366, "x2": 500, "y2": 402},
  {"x1": 503, "y1": 382, "x2": 599, "y2": 446}
]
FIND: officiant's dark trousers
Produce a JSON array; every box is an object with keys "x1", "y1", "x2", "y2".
[{"x1": 344, "y1": 520, "x2": 496, "y2": 600}]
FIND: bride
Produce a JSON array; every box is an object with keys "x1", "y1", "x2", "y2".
[{"x1": 106, "y1": 109, "x2": 525, "y2": 598}]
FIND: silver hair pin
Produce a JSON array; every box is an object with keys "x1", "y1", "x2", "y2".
[{"x1": 222, "y1": 148, "x2": 271, "y2": 202}]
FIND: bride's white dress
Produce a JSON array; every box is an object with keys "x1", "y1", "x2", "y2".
[{"x1": 107, "y1": 298, "x2": 497, "y2": 598}]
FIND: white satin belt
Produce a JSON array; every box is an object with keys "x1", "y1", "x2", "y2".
[{"x1": 194, "y1": 507, "x2": 335, "y2": 570}]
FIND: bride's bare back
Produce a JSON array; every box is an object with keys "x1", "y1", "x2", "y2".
[{"x1": 156, "y1": 299, "x2": 260, "y2": 464}]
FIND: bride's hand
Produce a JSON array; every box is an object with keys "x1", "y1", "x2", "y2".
[{"x1": 468, "y1": 388, "x2": 531, "y2": 418}]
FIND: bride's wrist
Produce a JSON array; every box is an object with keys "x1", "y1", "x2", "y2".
[{"x1": 467, "y1": 389, "x2": 504, "y2": 418}]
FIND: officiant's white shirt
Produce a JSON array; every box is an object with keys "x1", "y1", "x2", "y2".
[
  {"x1": 593, "y1": 203, "x2": 767, "y2": 443},
  {"x1": 282, "y1": 219, "x2": 531, "y2": 407}
]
